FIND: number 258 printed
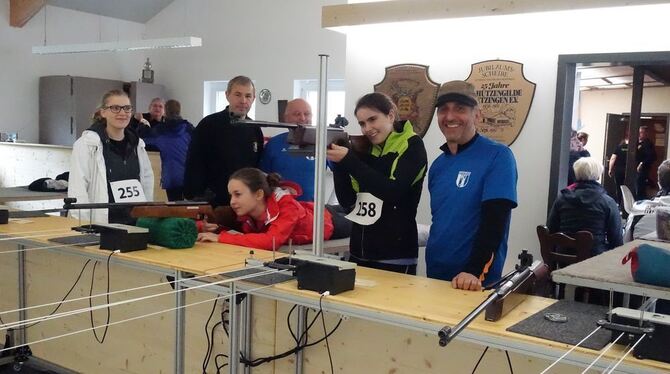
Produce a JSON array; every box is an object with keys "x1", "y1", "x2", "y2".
[{"x1": 355, "y1": 202, "x2": 377, "y2": 217}]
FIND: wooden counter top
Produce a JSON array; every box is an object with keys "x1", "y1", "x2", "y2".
[{"x1": 0, "y1": 216, "x2": 278, "y2": 274}]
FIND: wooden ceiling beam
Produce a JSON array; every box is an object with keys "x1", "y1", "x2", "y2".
[
  {"x1": 10, "y1": 0, "x2": 46, "y2": 28},
  {"x1": 323, "y1": 0, "x2": 670, "y2": 28}
]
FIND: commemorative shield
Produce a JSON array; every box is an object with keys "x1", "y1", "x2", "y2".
[
  {"x1": 465, "y1": 60, "x2": 536, "y2": 146},
  {"x1": 374, "y1": 64, "x2": 439, "y2": 138}
]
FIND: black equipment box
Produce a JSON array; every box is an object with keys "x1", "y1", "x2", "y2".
[
  {"x1": 92, "y1": 224, "x2": 149, "y2": 252},
  {"x1": 274, "y1": 254, "x2": 356, "y2": 295},
  {"x1": 610, "y1": 307, "x2": 670, "y2": 363}
]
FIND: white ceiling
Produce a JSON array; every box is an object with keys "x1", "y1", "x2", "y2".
[
  {"x1": 47, "y1": 0, "x2": 174, "y2": 23},
  {"x1": 578, "y1": 64, "x2": 670, "y2": 91}
]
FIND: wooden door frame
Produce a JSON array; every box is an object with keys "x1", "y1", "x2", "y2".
[{"x1": 548, "y1": 51, "x2": 670, "y2": 217}]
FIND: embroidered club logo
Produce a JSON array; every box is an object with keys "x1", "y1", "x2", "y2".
[{"x1": 456, "y1": 171, "x2": 471, "y2": 188}]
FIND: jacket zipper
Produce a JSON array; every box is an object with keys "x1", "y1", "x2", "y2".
[{"x1": 360, "y1": 226, "x2": 365, "y2": 259}]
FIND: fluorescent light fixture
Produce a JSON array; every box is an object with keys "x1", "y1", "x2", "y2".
[{"x1": 32, "y1": 36, "x2": 202, "y2": 55}]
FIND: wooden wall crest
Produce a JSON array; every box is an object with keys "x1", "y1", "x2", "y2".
[
  {"x1": 465, "y1": 60, "x2": 536, "y2": 146},
  {"x1": 374, "y1": 64, "x2": 439, "y2": 138}
]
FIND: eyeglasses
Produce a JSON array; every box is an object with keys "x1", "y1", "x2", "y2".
[{"x1": 103, "y1": 105, "x2": 133, "y2": 113}]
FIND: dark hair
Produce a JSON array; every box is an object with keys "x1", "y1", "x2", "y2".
[
  {"x1": 354, "y1": 92, "x2": 397, "y2": 118},
  {"x1": 165, "y1": 99, "x2": 181, "y2": 118},
  {"x1": 226, "y1": 76, "x2": 255, "y2": 94},
  {"x1": 229, "y1": 168, "x2": 281, "y2": 197}
]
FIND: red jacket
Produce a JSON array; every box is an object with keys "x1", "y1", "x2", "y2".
[{"x1": 217, "y1": 188, "x2": 334, "y2": 250}]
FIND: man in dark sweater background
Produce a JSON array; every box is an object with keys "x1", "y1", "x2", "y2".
[{"x1": 183, "y1": 76, "x2": 264, "y2": 206}]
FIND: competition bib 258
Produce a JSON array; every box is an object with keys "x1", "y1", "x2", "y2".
[
  {"x1": 345, "y1": 192, "x2": 383, "y2": 226},
  {"x1": 110, "y1": 179, "x2": 146, "y2": 203}
]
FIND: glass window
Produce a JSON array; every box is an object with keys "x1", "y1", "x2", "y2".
[
  {"x1": 294, "y1": 79, "x2": 345, "y2": 125},
  {"x1": 203, "y1": 80, "x2": 256, "y2": 118}
]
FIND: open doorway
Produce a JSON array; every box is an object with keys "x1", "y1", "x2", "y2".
[
  {"x1": 548, "y1": 51, "x2": 670, "y2": 216},
  {"x1": 602, "y1": 113, "x2": 669, "y2": 204}
]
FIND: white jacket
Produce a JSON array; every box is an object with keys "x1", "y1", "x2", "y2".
[{"x1": 68, "y1": 130, "x2": 154, "y2": 223}]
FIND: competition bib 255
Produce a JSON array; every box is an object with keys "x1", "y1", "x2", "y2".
[{"x1": 110, "y1": 179, "x2": 146, "y2": 203}]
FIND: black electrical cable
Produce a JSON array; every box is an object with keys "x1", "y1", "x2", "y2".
[
  {"x1": 89, "y1": 251, "x2": 114, "y2": 344},
  {"x1": 21, "y1": 259, "x2": 92, "y2": 329},
  {"x1": 240, "y1": 309, "x2": 343, "y2": 367},
  {"x1": 319, "y1": 294, "x2": 334, "y2": 374},
  {"x1": 202, "y1": 298, "x2": 219, "y2": 373},
  {"x1": 471, "y1": 346, "x2": 489, "y2": 374},
  {"x1": 286, "y1": 304, "x2": 299, "y2": 343},
  {"x1": 217, "y1": 300, "x2": 342, "y2": 368},
  {"x1": 505, "y1": 350, "x2": 514, "y2": 374},
  {"x1": 214, "y1": 353, "x2": 228, "y2": 374}
]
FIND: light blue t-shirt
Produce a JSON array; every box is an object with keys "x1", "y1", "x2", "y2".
[{"x1": 426, "y1": 135, "x2": 518, "y2": 285}]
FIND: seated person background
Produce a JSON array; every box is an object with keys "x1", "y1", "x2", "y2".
[
  {"x1": 548, "y1": 157, "x2": 622, "y2": 255},
  {"x1": 259, "y1": 98, "x2": 337, "y2": 203},
  {"x1": 627, "y1": 159, "x2": 670, "y2": 240},
  {"x1": 143, "y1": 99, "x2": 194, "y2": 201},
  {"x1": 196, "y1": 168, "x2": 348, "y2": 250}
]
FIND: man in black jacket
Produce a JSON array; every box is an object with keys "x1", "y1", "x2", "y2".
[
  {"x1": 183, "y1": 76, "x2": 264, "y2": 206},
  {"x1": 635, "y1": 125, "x2": 657, "y2": 200}
]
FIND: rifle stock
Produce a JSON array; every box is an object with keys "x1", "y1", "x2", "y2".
[
  {"x1": 130, "y1": 205, "x2": 214, "y2": 220},
  {"x1": 130, "y1": 205, "x2": 240, "y2": 230}
]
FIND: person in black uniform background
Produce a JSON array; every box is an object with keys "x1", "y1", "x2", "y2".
[
  {"x1": 635, "y1": 125, "x2": 657, "y2": 200},
  {"x1": 183, "y1": 76, "x2": 264, "y2": 207}
]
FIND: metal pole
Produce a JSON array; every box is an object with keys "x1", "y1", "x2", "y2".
[
  {"x1": 295, "y1": 306, "x2": 307, "y2": 374},
  {"x1": 242, "y1": 296, "x2": 251, "y2": 374},
  {"x1": 18, "y1": 244, "x2": 26, "y2": 346},
  {"x1": 174, "y1": 270, "x2": 185, "y2": 374},
  {"x1": 228, "y1": 283, "x2": 240, "y2": 373},
  {"x1": 312, "y1": 54, "x2": 329, "y2": 257}
]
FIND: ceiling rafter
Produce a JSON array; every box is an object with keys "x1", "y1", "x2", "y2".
[{"x1": 10, "y1": 0, "x2": 46, "y2": 28}]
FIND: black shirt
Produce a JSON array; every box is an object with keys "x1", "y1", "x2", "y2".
[{"x1": 183, "y1": 107, "x2": 264, "y2": 206}]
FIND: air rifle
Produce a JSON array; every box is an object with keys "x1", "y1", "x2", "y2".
[
  {"x1": 230, "y1": 115, "x2": 371, "y2": 155},
  {"x1": 437, "y1": 252, "x2": 548, "y2": 347},
  {"x1": 63, "y1": 198, "x2": 238, "y2": 228}
]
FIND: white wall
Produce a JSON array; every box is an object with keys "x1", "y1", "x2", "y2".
[
  {"x1": 342, "y1": 4, "x2": 670, "y2": 270},
  {"x1": 0, "y1": 0, "x2": 345, "y2": 142},
  {"x1": 140, "y1": 0, "x2": 347, "y2": 126},
  {"x1": 580, "y1": 86, "x2": 670, "y2": 165},
  {"x1": 0, "y1": 3, "x2": 144, "y2": 142}
]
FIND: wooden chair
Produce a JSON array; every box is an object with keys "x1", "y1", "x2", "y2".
[{"x1": 536, "y1": 225, "x2": 594, "y2": 300}]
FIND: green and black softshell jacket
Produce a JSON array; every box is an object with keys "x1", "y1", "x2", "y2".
[{"x1": 332, "y1": 120, "x2": 427, "y2": 261}]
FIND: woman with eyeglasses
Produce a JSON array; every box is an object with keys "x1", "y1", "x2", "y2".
[{"x1": 69, "y1": 89, "x2": 154, "y2": 224}]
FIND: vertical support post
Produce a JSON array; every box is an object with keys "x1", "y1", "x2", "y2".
[
  {"x1": 241, "y1": 295, "x2": 252, "y2": 374},
  {"x1": 624, "y1": 66, "x2": 645, "y2": 189},
  {"x1": 295, "y1": 306, "x2": 307, "y2": 374},
  {"x1": 174, "y1": 270, "x2": 185, "y2": 374},
  {"x1": 228, "y1": 282, "x2": 240, "y2": 373},
  {"x1": 17, "y1": 244, "x2": 26, "y2": 345},
  {"x1": 312, "y1": 54, "x2": 330, "y2": 257}
]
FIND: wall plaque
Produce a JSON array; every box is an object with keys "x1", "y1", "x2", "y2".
[
  {"x1": 374, "y1": 64, "x2": 439, "y2": 138},
  {"x1": 465, "y1": 60, "x2": 535, "y2": 146}
]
